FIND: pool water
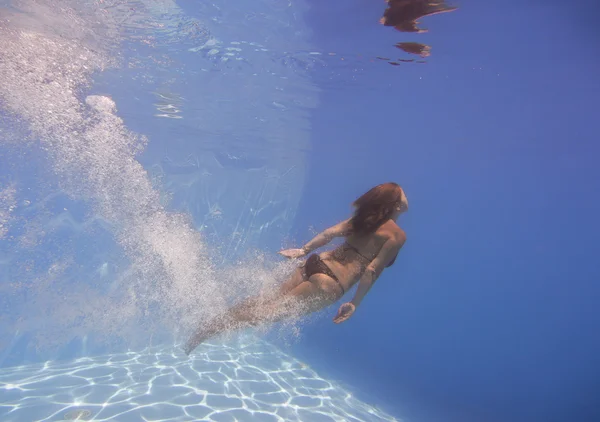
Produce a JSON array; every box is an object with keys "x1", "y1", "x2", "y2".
[{"x1": 2, "y1": 0, "x2": 600, "y2": 421}]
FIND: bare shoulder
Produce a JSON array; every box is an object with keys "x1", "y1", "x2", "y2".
[{"x1": 379, "y1": 220, "x2": 406, "y2": 245}]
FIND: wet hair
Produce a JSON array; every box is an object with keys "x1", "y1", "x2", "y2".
[{"x1": 349, "y1": 182, "x2": 406, "y2": 235}]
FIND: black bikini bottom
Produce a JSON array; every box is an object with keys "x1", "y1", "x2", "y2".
[{"x1": 303, "y1": 254, "x2": 345, "y2": 295}]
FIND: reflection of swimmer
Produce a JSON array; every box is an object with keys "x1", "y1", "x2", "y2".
[
  {"x1": 184, "y1": 183, "x2": 408, "y2": 354},
  {"x1": 396, "y1": 42, "x2": 431, "y2": 58},
  {"x1": 380, "y1": 0, "x2": 457, "y2": 33}
]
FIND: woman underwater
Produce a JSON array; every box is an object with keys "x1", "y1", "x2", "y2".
[{"x1": 184, "y1": 182, "x2": 408, "y2": 354}]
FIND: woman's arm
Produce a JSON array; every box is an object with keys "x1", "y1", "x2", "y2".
[
  {"x1": 351, "y1": 234, "x2": 405, "y2": 307},
  {"x1": 333, "y1": 233, "x2": 406, "y2": 323},
  {"x1": 279, "y1": 219, "x2": 351, "y2": 258},
  {"x1": 302, "y1": 219, "x2": 351, "y2": 254}
]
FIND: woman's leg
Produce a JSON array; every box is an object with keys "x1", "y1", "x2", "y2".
[
  {"x1": 277, "y1": 266, "x2": 306, "y2": 295},
  {"x1": 184, "y1": 267, "x2": 306, "y2": 355},
  {"x1": 184, "y1": 274, "x2": 338, "y2": 355},
  {"x1": 231, "y1": 273, "x2": 340, "y2": 324}
]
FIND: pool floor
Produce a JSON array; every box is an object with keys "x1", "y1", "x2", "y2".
[{"x1": 0, "y1": 339, "x2": 397, "y2": 421}]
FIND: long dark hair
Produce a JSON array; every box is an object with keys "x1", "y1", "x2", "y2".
[{"x1": 349, "y1": 182, "x2": 405, "y2": 235}]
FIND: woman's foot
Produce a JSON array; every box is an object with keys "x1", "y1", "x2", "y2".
[
  {"x1": 183, "y1": 332, "x2": 199, "y2": 355},
  {"x1": 183, "y1": 323, "x2": 218, "y2": 355}
]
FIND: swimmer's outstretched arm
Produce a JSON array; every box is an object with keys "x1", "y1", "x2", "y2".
[
  {"x1": 301, "y1": 219, "x2": 351, "y2": 254},
  {"x1": 279, "y1": 219, "x2": 351, "y2": 259}
]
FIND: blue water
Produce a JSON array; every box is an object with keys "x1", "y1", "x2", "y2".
[{"x1": 1, "y1": 0, "x2": 600, "y2": 421}]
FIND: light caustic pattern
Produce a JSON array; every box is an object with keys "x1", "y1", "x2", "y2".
[{"x1": 0, "y1": 339, "x2": 398, "y2": 422}]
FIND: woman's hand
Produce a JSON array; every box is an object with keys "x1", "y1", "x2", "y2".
[
  {"x1": 278, "y1": 248, "x2": 306, "y2": 259},
  {"x1": 364, "y1": 265, "x2": 376, "y2": 281},
  {"x1": 333, "y1": 302, "x2": 356, "y2": 324}
]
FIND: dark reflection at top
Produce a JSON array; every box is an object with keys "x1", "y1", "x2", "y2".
[
  {"x1": 380, "y1": 0, "x2": 457, "y2": 33},
  {"x1": 395, "y1": 42, "x2": 431, "y2": 57},
  {"x1": 378, "y1": 0, "x2": 457, "y2": 65}
]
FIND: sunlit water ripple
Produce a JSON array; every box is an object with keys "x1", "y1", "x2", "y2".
[{"x1": 0, "y1": 339, "x2": 398, "y2": 422}]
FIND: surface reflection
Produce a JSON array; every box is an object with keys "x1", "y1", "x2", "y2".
[{"x1": 379, "y1": 0, "x2": 457, "y2": 65}]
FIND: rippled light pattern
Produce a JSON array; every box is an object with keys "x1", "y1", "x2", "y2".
[{"x1": 0, "y1": 339, "x2": 397, "y2": 422}]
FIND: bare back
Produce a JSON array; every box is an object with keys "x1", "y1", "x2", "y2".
[{"x1": 319, "y1": 219, "x2": 406, "y2": 293}]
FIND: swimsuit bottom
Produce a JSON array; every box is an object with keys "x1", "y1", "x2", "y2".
[{"x1": 303, "y1": 253, "x2": 345, "y2": 295}]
